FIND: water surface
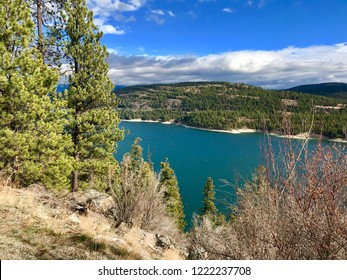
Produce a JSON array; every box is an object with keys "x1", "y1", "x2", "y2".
[{"x1": 116, "y1": 122, "x2": 266, "y2": 224}]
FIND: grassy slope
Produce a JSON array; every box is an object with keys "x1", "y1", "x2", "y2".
[{"x1": 0, "y1": 182, "x2": 183, "y2": 260}]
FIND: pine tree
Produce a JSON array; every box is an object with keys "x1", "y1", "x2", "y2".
[
  {"x1": 129, "y1": 137, "x2": 144, "y2": 171},
  {"x1": 201, "y1": 177, "x2": 218, "y2": 217},
  {"x1": 0, "y1": 0, "x2": 73, "y2": 189},
  {"x1": 63, "y1": 0, "x2": 124, "y2": 192},
  {"x1": 159, "y1": 160, "x2": 186, "y2": 231},
  {"x1": 201, "y1": 177, "x2": 225, "y2": 225}
]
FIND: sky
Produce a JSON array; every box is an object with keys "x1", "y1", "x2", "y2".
[{"x1": 85, "y1": 0, "x2": 347, "y2": 88}]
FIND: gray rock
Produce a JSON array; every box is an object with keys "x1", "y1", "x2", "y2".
[
  {"x1": 67, "y1": 189, "x2": 115, "y2": 214},
  {"x1": 68, "y1": 213, "x2": 80, "y2": 224},
  {"x1": 155, "y1": 234, "x2": 171, "y2": 249}
]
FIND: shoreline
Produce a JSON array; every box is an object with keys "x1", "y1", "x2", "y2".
[
  {"x1": 268, "y1": 132, "x2": 313, "y2": 141},
  {"x1": 328, "y1": 138, "x2": 347, "y2": 144},
  {"x1": 181, "y1": 124, "x2": 258, "y2": 134},
  {"x1": 120, "y1": 119, "x2": 259, "y2": 134},
  {"x1": 120, "y1": 119, "x2": 347, "y2": 143}
]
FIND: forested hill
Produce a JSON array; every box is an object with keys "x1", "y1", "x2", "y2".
[
  {"x1": 287, "y1": 82, "x2": 347, "y2": 99},
  {"x1": 116, "y1": 82, "x2": 347, "y2": 139}
]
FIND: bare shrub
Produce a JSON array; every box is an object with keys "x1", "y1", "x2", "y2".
[
  {"x1": 190, "y1": 120, "x2": 347, "y2": 259},
  {"x1": 111, "y1": 154, "x2": 179, "y2": 237}
]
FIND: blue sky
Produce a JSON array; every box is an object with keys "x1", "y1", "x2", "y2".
[{"x1": 85, "y1": 0, "x2": 347, "y2": 88}]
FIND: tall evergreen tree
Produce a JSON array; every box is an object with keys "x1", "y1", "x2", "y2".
[
  {"x1": 200, "y1": 177, "x2": 225, "y2": 225},
  {"x1": 129, "y1": 137, "x2": 144, "y2": 171},
  {"x1": 0, "y1": 0, "x2": 73, "y2": 189},
  {"x1": 159, "y1": 160, "x2": 186, "y2": 231},
  {"x1": 201, "y1": 177, "x2": 218, "y2": 217},
  {"x1": 63, "y1": 0, "x2": 123, "y2": 192}
]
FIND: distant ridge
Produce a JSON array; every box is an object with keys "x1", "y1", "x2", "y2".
[{"x1": 287, "y1": 82, "x2": 347, "y2": 99}]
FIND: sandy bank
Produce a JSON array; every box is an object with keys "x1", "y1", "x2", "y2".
[
  {"x1": 182, "y1": 125, "x2": 258, "y2": 134},
  {"x1": 121, "y1": 119, "x2": 160, "y2": 123},
  {"x1": 328, "y1": 138, "x2": 347, "y2": 143},
  {"x1": 269, "y1": 132, "x2": 313, "y2": 140}
]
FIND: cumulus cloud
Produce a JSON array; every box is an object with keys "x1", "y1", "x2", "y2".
[
  {"x1": 107, "y1": 48, "x2": 119, "y2": 54},
  {"x1": 106, "y1": 43, "x2": 347, "y2": 89},
  {"x1": 87, "y1": 0, "x2": 147, "y2": 35},
  {"x1": 87, "y1": 0, "x2": 147, "y2": 17},
  {"x1": 93, "y1": 18, "x2": 125, "y2": 35}
]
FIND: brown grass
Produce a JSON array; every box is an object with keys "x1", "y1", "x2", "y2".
[{"x1": 0, "y1": 184, "x2": 141, "y2": 260}]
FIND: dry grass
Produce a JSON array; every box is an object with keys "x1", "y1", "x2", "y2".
[{"x1": 0, "y1": 183, "x2": 151, "y2": 260}]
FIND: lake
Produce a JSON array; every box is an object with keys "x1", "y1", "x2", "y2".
[{"x1": 115, "y1": 121, "x2": 320, "y2": 226}]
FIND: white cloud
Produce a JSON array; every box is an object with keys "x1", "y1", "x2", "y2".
[
  {"x1": 99, "y1": 24, "x2": 125, "y2": 35},
  {"x1": 114, "y1": 14, "x2": 136, "y2": 23},
  {"x1": 86, "y1": 0, "x2": 147, "y2": 35},
  {"x1": 87, "y1": 0, "x2": 147, "y2": 17},
  {"x1": 151, "y1": 9, "x2": 165, "y2": 15},
  {"x1": 106, "y1": 43, "x2": 347, "y2": 89},
  {"x1": 223, "y1": 8, "x2": 235, "y2": 13},
  {"x1": 147, "y1": 8, "x2": 178, "y2": 25},
  {"x1": 107, "y1": 48, "x2": 119, "y2": 54},
  {"x1": 93, "y1": 17, "x2": 125, "y2": 35},
  {"x1": 146, "y1": 13, "x2": 165, "y2": 25}
]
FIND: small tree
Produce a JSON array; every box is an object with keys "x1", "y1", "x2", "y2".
[
  {"x1": 200, "y1": 177, "x2": 225, "y2": 226},
  {"x1": 201, "y1": 177, "x2": 217, "y2": 217},
  {"x1": 0, "y1": 0, "x2": 73, "y2": 189},
  {"x1": 63, "y1": 0, "x2": 124, "y2": 191},
  {"x1": 160, "y1": 160, "x2": 186, "y2": 231}
]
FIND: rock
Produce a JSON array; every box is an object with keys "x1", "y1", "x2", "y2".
[
  {"x1": 67, "y1": 189, "x2": 115, "y2": 214},
  {"x1": 90, "y1": 195, "x2": 115, "y2": 213},
  {"x1": 68, "y1": 213, "x2": 80, "y2": 224},
  {"x1": 155, "y1": 234, "x2": 171, "y2": 249},
  {"x1": 188, "y1": 247, "x2": 208, "y2": 260},
  {"x1": 27, "y1": 184, "x2": 46, "y2": 193}
]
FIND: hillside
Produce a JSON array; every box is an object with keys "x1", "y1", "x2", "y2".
[
  {"x1": 0, "y1": 183, "x2": 187, "y2": 260},
  {"x1": 287, "y1": 82, "x2": 347, "y2": 99},
  {"x1": 116, "y1": 82, "x2": 347, "y2": 139}
]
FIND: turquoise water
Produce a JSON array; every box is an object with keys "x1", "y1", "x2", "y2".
[
  {"x1": 115, "y1": 122, "x2": 339, "y2": 226},
  {"x1": 115, "y1": 121, "x2": 270, "y2": 225}
]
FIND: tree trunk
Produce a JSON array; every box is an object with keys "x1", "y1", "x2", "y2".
[
  {"x1": 36, "y1": 0, "x2": 44, "y2": 58},
  {"x1": 72, "y1": 124, "x2": 79, "y2": 192},
  {"x1": 72, "y1": 171, "x2": 78, "y2": 192}
]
